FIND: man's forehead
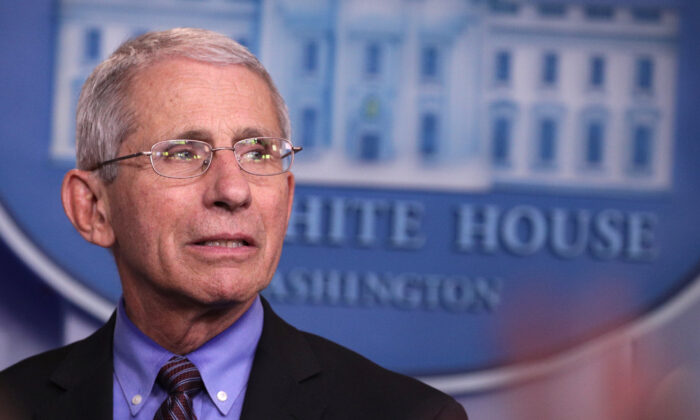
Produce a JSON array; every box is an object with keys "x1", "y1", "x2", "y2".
[
  {"x1": 124, "y1": 57, "x2": 272, "y2": 109},
  {"x1": 123, "y1": 58, "x2": 281, "y2": 145}
]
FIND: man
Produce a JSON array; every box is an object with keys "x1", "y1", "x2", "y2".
[{"x1": 0, "y1": 28, "x2": 468, "y2": 419}]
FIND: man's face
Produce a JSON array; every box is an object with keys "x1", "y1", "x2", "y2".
[{"x1": 103, "y1": 58, "x2": 294, "y2": 310}]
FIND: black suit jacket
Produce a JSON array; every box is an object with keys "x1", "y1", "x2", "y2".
[{"x1": 0, "y1": 298, "x2": 467, "y2": 419}]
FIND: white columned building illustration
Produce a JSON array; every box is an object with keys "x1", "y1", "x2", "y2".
[
  {"x1": 50, "y1": 0, "x2": 678, "y2": 192},
  {"x1": 482, "y1": 1, "x2": 677, "y2": 191}
]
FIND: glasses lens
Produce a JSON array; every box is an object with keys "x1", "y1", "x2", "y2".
[
  {"x1": 235, "y1": 138, "x2": 293, "y2": 175},
  {"x1": 151, "y1": 140, "x2": 212, "y2": 178}
]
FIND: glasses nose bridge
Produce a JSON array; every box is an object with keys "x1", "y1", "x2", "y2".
[{"x1": 208, "y1": 146, "x2": 242, "y2": 172}]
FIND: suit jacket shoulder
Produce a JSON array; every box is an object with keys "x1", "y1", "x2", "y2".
[
  {"x1": 0, "y1": 315, "x2": 115, "y2": 420},
  {"x1": 300, "y1": 330, "x2": 468, "y2": 420},
  {"x1": 241, "y1": 298, "x2": 468, "y2": 420}
]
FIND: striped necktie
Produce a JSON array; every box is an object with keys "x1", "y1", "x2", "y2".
[{"x1": 154, "y1": 356, "x2": 204, "y2": 420}]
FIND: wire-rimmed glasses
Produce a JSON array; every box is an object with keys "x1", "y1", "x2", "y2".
[{"x1": 90, "y1": 137, "x2": 302, "y2": 178}]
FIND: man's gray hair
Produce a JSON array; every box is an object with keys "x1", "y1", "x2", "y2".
[{"x1": 76, "y1": 27, "x2": 291, "y2": 182}]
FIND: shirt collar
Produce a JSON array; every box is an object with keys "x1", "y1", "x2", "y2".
[{"x1": 113, "y1": 296, "x2": 264, "y2": 416}]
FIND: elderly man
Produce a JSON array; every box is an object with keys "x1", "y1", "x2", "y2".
[{"x1": 0, "y1": 28, "x2": 467, "y2": 419}]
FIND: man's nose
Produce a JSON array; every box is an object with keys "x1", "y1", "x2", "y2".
[{"x1": 202, "y1": 149, "x2": 252, "y2": 212}]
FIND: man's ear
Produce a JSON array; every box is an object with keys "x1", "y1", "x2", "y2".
[{"x1": 61, "y1": 169, "x2": 115, "y2": 248}]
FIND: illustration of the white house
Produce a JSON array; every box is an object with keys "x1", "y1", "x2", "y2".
[{"x1": 50, "y1": 0, "x2": 678, "y2": 192}]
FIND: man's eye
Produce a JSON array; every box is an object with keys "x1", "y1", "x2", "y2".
[
  {"x1": 174, "y1": 150, "x2": 194, "y2": 160},
  {"x1": 241, "y1": 148, "x2": 268, "y2": 161},
  {"x1": 165, "y1": 149, "x2": 198, "y2": 161}
]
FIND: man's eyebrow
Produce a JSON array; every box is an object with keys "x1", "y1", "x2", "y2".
[
  {"x1": 172, "y1": 129, "x2": 212, "y2": 141},
  {"x1": 232, "y1": 127, "x2": 278, "y2": 141},
  {"x1": 170, "y1": 127, "x2": 278, "y2": 143}
]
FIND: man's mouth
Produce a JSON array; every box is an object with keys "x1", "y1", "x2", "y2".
[{"x1": 197, "y1": 239, "x2": 251, "y2": 248}]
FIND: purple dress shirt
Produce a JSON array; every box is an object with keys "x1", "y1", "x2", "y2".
[{"x1": 112, "y1": 296, "x2": 264, "y2": 419}]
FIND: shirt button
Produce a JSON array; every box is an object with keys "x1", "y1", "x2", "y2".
[
  {"x1": 217, "y1": 390, "x2": 228, "y2": 402},
  {"x1": 131, "y1": 394, "x2": 143, "y2": 405}
]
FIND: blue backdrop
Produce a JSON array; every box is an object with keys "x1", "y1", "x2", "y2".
[{"x1": 1, "y1": 2, "x2": 699, "y2": 415}]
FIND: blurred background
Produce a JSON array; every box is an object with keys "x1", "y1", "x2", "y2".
[{"x1": 1, "y1": 0, "x2": 699, "y2": 418}]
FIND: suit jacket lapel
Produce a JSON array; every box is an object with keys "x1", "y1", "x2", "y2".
[
  {"x1": 30, "y1": 300, "x2": 325, "y2": 420},
  {"x1": 39, "y1": 314, "x2": 115, "y2": 420},
  {"x1": 241, "y1": 298, "x2": 327, "y2": 420}
]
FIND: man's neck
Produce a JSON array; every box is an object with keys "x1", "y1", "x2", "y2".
[{"x1": 121, "y1": 292, "x2": 256, "y2": 355}]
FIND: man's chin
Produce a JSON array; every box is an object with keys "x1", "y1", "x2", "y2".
[{"x1": 184, "y1": 281, "x2": 263, "y2": 309}]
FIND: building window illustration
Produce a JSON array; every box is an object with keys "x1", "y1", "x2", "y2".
[
  {"x1": 489, "y1": 0, "x2": 519, "y2": 15},
  {"x1": 494, "y1": 50, "x2": 511, "y2": 84},
  {"x1": 585, "y1": 121, "x2": 604, "y2": 166},
  {"x1": 420, "y1": 113, "x2": 439, "y2": 158},
  {"x1": 626, "y1": 109, "x2": 659, "y2": 175},
  {"x1": 421, "y1": 46, "x2": 439, "y2": 81},
  {"x1": 585, "y1": 5, "x2": 615, "y2": 20},
  {"x1": 589, "y1": 56, "x2": 605, "y2": 89},
  {"x1": 632, "y1": 8, "x2": 662, "y2": 23},
  {"x1": 365, "y1": 42, "x2": 381, "y2": 76},
  {"x1": 84, "y1": 28, "x2": 101, "y2": 61},
  {"x1": 301, "y1": 108, "x2": 317, "y2": 148},
  {"x1": 492, "y1": 117, "x2": 511, "y2": 166},
  {"x1": 542, "y1": 52, "x2": 558, "y2": 86},
  {"x1": 635, "y1": 57, "x2": 654, "y2": 92},
  {"x1": 537, "y1": 3, "x2": 566, "y2": 17},
  {"x1": 490, "y1": 101, "x2": 517, "y2": 167},
  {"x1": 580, "y1": 107, "x2": 609, "y2": 170},
  {"x1": 302, "y1": 40, "x2": 318, "y2": 74},
  {"x1": 631, "y1": 125, "x2": 653, "y2": 172},
  {"x1": 536, "y1": 117, "x2": 558, "y2": 167},
  {"x1": 360, "y1": 132, "x2": 381, "y2": 161}
]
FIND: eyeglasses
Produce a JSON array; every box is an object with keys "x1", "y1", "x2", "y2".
[{"x1": 91, "y1": 137, "x2": 302, "y2": 178}]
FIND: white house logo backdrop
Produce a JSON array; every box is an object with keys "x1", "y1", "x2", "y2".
[{"x1": 2, "y1": 0, "x2": 698, "y2": 384}]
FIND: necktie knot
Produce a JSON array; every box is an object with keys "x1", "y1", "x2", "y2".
[
  {"x1": 154, "y1": 356, "x2": 203, "y2": 420},
  {"x1": 157, "y1": 356, "x2": 203, "y2": 395}
]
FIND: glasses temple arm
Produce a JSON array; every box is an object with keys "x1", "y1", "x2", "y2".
[
  {"x1": 88, "y1": 151, "x2": 151, "y2": 171},
  {"x1": 280, "y1": 146, "x2": 303, "y2": 160}
]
